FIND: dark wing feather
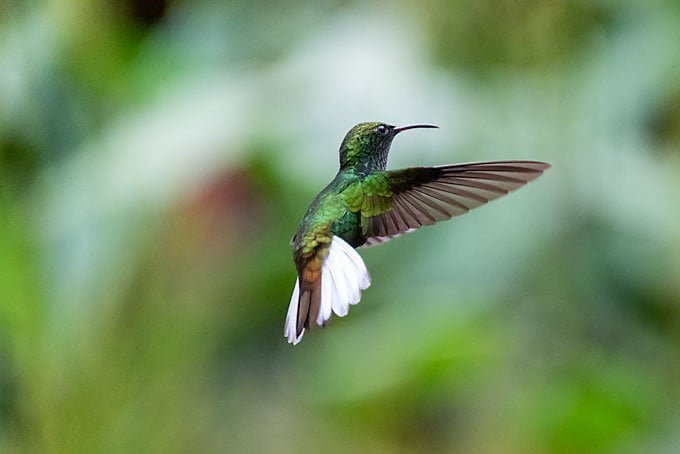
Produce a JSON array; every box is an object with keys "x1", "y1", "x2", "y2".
[{"x1": 361, "y1": 160, "x2": 549, "y2": 247}]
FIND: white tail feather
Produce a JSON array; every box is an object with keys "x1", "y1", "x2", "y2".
[
  {"x1": 284, "y1": 236, "x2": 371, "y2": 345},
  {"x1": 284, "y1": 279, "x2": 303, "y2": 344},
  {"x1": 318, "y1": 270, "x2": 332, "y2": 325}
]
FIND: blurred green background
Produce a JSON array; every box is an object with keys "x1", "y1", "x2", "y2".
[{"x1": 1, "y1": 0, "x2": 680, "y2": 452}]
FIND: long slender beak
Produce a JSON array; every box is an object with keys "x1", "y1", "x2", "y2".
[{"x1": 393, "y1": 124, "x2": 439, "y2": 134}]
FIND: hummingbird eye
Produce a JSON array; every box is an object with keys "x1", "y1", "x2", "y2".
[{"x1": 376, "y1": 125, "x2": 389, "y2": 136}]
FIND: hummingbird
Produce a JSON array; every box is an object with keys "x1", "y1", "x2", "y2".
[{"x1": 286, "y1": 122, "x2": 549, "y2": 344}]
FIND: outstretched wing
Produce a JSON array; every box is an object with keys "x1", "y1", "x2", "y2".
[{"x1": 361, "y1": 160, "x2": 550, "y2": 247}]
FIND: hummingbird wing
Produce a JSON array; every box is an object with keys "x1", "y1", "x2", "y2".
[{"x1": 360, "y1": 160, "x2": 549, "y2": 247}]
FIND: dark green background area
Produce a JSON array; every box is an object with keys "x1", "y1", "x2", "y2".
[{"x1": 1, "y1": 1, "x2": 679, "y2": 452}]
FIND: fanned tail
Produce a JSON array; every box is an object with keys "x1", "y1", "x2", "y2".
[{"x1": 285, "y1": 236, "x2": 371, "y2": 345}]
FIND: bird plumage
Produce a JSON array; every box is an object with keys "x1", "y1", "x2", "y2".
[{"x1": 286, "y1": 122, "x2": 549, "y2": 344}]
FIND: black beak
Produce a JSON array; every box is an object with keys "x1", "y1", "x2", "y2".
[{"x1": 393, "y1": 124, "x2": 439, "y2": 134}]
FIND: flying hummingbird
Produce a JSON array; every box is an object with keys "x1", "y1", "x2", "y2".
[{"x1": 286, "y1": 122, "x2": 549, "y2": 344}]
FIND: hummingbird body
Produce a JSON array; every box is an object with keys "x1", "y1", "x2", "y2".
[{"x1": 285, "y1": 122, "x2": 549, "y2": 344}]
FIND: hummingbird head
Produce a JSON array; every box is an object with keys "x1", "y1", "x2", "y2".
[{"x1": 339, "y1": 122, "x2": 438, "y2": 173}]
